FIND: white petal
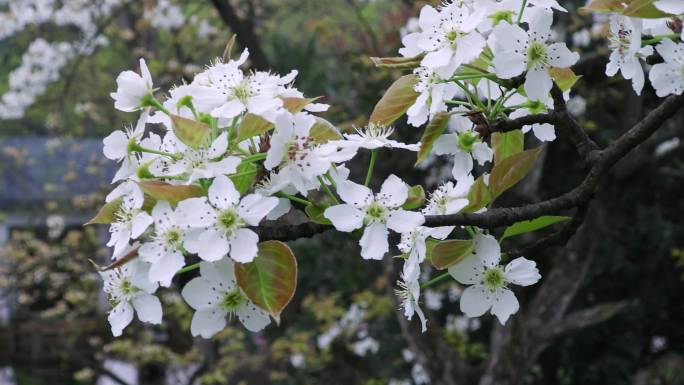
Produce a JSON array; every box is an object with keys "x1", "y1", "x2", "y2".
[
  {"x1": 108, "y1": 302, "x2": 134, "y2": 337},
  {"x1": 177, "y1": 198, "x2": 215, "y2": 228},
  {"x1": 208, "y1": 175, "x2": 240, "y2": 209},
  {"x1": 181, "y1": 277, "x2": 219, "y2": 310},
  {"x1": 237, "y1": 300, "x2": 271, "y2": 332},
  {"x1": 433, "y1": 134, "x2": 459, "y2": 155},
  {"x1": 131, "y1": 212, "x2": 153, "y2": 239},
  {"x1": 151, "y1": 200, "x2": 174, "y2": 228},
  {"x1": 454, "y1": 32, "x2": 486, "y2": 66},
  {"x1": 524, "y1": 67, "x2": 553, "y2": 102},
  {"x1": 191, "y1": 309, "x2": 227, "y2": 338},
  {"x1": 196, "y1": 229, "x2": 231, "y2": 262},
  {"x1": 210, "y1": 99, "x2": 245, "y2": 119},
  {"x1": 132, "y1": 293, "x2": 162, "y2": 324},
  {"x1": 448, "y1": 254, "x2": 485, "y2": 284},
  {"x1": 237, "y1": 194, "x2": 279, "y2": 226},
  {"x1": 532, "y1": 123, "x2": 556, "y2": 142},
  {"x1": 504, "y1": 257, "x2": 541, "y2": 286},
  {"x1": 378, "y1": 174, "x2": 409, "y2": 208},
  {"x1": 337, "y1": 180, "x2": 373, "y2": 208},
  {"x1": 459, "y1": 284, "x2": 494, "y2": 318},
  {"x1": 475, "y1": 234, "x2": 501, "y2": 268},
  {"x1": 471, "y1": 142, "x2": 493, "y2": 165},
  {"x1": 490, "y1": 288, "x2": 520, "y2": 325},
  {"x1": 451, "y1": 150, "x2": 474, "y2": 181},
  {"x1": 324, "y1": 204, "x2": 365, "y2": 232},
  {"x1": 421, "y1": 47, "x2": 454, "y2": 69},
  {"x1": 229, "y1": 228, "x2": 260, "y2": 263},
  {"x1": 547, "y1": 43, "x2": 579, "y2": 68},
  {"x1": 103, "y1": 131, "x2": 129, "y2": 160},
  {"x1": 359, "y1": 222, "x2": 389, "y2": 260},
  {"x1": 208, "y1": 131, "x2": 229, "y2": 158},
  {"x1": 149, "y1": 251, "x2": 185, "y2": 287},
  {"x1": 200, "y1": 258, "x2": 237, "y2": 288},
  {"x1": 387, "y1": 210, "x2": 425, "y2": 233}
]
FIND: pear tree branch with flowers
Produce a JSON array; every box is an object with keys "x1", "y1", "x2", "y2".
[{"x1": 89, "y1": 0, "x2": 684, "y2": 341}]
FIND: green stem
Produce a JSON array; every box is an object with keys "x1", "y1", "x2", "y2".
[
  {"x1": 140, "y1": 94, "x2": 170, "y2": 115},
  {"x1": 324, "y1": 173, "x2": 337, "y2": 189},
  {"x1": 446, "y1": 99, "x2": 474, "y2": 107},
  {"x1": 130, "y1": 144, "x2": 181, "y2": 160},
  {"x1": 364, "y1": 149, "x2": 378, "y2": 187},
  {"x1": 276, "y1": 192, "x2": 311, "y2": 206},
  {"x1": 642, "y1": 34, "x2": 680, "y2": 46},
  {"x1": 241, "y1": 152, "x2": 267, "y2": 163},
  {"x1": 318, "y1": 176, "x2": 340, "y2": 204},
  {"x1": 420, "y1": 272, "x2": 452, "y2": 290},
  {"x1": 175, "y1": 263, "x2": 200, "y2": 276},
  {"x1": 517, "y1": 0, "x2": 529, "y2": 24}
]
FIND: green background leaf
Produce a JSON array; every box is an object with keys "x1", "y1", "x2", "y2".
[{"x1": 501, "y1": 216, "x2": 571, "y2": 241}]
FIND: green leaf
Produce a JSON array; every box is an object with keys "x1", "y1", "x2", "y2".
[
  {"x1": 489, "y1": 148, "x2": 542, "y2": 198},
  {"x1": 230, "y1": 162, "x2": 258, "y2": 195},
  {"x1": 430, "y1": 240, "x2": 475, "y2": 270},
  {"x1": 623, "y1": 0, "x2": 672, "y2": 17},
  {"x1": 492, "y1": 130, "x2": 524, "y2": 164},
  {"x1": 416, "y1": 111, "x2": 450, "y2": 165},
  {"x1": 305, "y1": 203, "x2": 332, "y2": 225},
  {"x1": 171, "y1": 115, "x2": 211, "y2": 149},
  {"x1": 549, "y1": 67, "x2": 582, "y2": 92},
  {"x1": 369, "y1": 74, "x2": 419, "y2": 126},
  {"x1": 85, "y1": 197, "x2": 123, "y2": 225},
  {"x1": 370, "y1": 55, "x2": 423, "y2": 69},
  {"x1": 138, "y1": 181, "x2": 204, "y2": 206},
  {"x1": 402, "y1": 185, "x2": 426, "y2": 210},
  {"x1": 236, "y1": 97, "x2": 318, "y2": 143},
  {"x1": 579, "y1": 0, "x2": 625, "y2": 13},
  {"x1": 501, "y1": 216, "x2": 571, "y2": 241},
  {"x1": 461, "y1": 175, "x2": 491, "y2": 213},
  {"x1": 309, "y1": 117, "x2": 343, "y2": 144},
  {"x1": 234, "y1": 241, "x2": 298, "y2": 323}
]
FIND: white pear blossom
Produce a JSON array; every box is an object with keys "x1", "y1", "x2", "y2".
[
  {"x1": 100, "y1": 259, "x2": 162, "y2": 337},
  {"x1": 265, "y1": 112, "x2": 353, "y2": 194},
  {"x1": 103, "y1": 111, "x2": 150, "y2": 182},
  {"x1": 330, "y1": 123, "x2": 419, "y2": 151},
  {"x1": 398, "y1": 226, "x2": 455, "y2": 264},
  {"x1": 490, "y1": 11, "x2": 579, "y2": 101},
  {"x1": 396, "y1": 258, "x2": 428, "y2": 332},
  {"x1": 433, "y1": 112, "x2": 493, "y2": 181},
  {"x1": 324, "y1": 175, "x2": 425, "y2": 260},
  {"x1": 177, "y1": 175, "x2": 278, "y2": 263},
  {"x1": 181, "y1": 259, "x2": 270, "y2": 338},
  {"x1": 138, "y1": 201, "x2": 190, "y2": 287},
  {"x1": 506, "y1": 93, "x2": 556, "y2": 142},
  {"x1": 107, "y1": 185, "x2": 153, "y2": 258},
  {"x1": 400, "y1": 3, "x2": 486, "y2": 78},
  {"x1": 448, "y1": 234, "x2": 541, "y2": 324},
  {"x1": 606, "y1": 16, "x2": 653, "y2": 95},
  {"x1": 649, "y1": 39, "x2": 684, "y2": 97},
  {"x1": 422, "y1": 177, "x2": 474, "y2": 215},
  {"x1": 407, "y1": 67, "x2": 461, "y2": 127},
  {"x1": 111, "y1": 58, "x2": 153, "y2": 112}
]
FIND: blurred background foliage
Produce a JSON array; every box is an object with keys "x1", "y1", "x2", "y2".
[{"x1": 0, "y1": 1, "x2": 683, "y2": 385}]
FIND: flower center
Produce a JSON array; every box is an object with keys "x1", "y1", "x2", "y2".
[
  {"x1": 445, "y1": 29, "x2": 460, "y2": 45},
  {"x1": 217, "y1": 209, "x2": 242, "y2": 235},
  {"x1": 458, "y1": 131, "x2": 478, "y2": 152},
  {"x1": 483, "y1": 267, "x2": 505, "y2": 291},
  {"x1": 527, "y1": 41, "x2": 548, "y2": 69},
  {"x1": 286, "y1": 135, "x2": 314, "y2": 163},
  {"x1": 490, "y1": 11, "x2": 514, "y2": 25},
  {"x1": 164, "y1": 228, "x2": 182, "y2": 248},
  {"x1": 527, "y1": 100, "x2": 547, "y2": 114},
  {"x1": 221, "y1": 289, "x2": 245, "y2": 311},
  {"x1": 365, "y1": 202, "x2": 388, "y2": 223},
  {"x1": 232, "y1": 80, "x2": 252, "y2": 102}
]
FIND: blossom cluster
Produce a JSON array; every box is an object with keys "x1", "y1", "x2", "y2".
[{"x1": 93, "y1": 0, "x2": 684, "y2": 340}]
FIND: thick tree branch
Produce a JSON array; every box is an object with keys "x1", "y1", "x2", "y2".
[
  {"x1": 425, "y1": 94, "x2": 684, "y2": 229},
  {"x1": 534, "y1": 301, "x2": 629, "y2": 341},
  {"x1": 210, "y1": 0, "x2": 270, "y2": 70},
  {"x1": 255, "y1": 222, "x2": 330, "y2": 241}
]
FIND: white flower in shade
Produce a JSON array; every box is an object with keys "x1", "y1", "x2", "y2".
[
  {"x1": 649, "y1": 39, "x2": 684, "y2": 97},
  {"x1": 505, "y1": 93, "x2": 556, "y2": 142},
  {"x1": 138, "y1": 201, "x2": 189, "y2": 287},
  {"x1": 332, "y1": 123, "x2": 420, "y2": 151},
  {"x1": 400, "y1": 3, "x2": 486, "y2": 78},
  {"x1": 265, "y1": 112, "x2": 354, "y2": 194},
  {"x1": 654, "y1": 0, "x2": 684, "y2": 15},
  {"x1": 398, "y1": 226, "x2": 455, "y2": 264},
  {"x1": 177, "y1": 175, "x2": 278, "y2": 263},
  {"x1": 448, "y1": 234, "x2": 541, "y2": 324},
  {"x1": 150, "y1": 131, "x2": 240, "y2": 184},
  {"x1": 407, "y1": 67, "x2": 461, "y2": 127},
  {"x1": 111, "y1": 58, "x2": 153, "y2": 112},
  {"x1": 100, "y1": 259, "x2": 162, "y2": 336},
  {"x1": 323, "y1": 175, "x2": 425, "y2": 260},
  {"x1": 103, "y1": 111, "x2": 149, "y2": 182},
  {"x1": 433, "y1": 113, "x2": 493, "y2": 181},
  {"x1": 190, "y1": 49, "x2": 297, "y2": 122},
  {"x1": 422, "y1": 178, "x2": 474, "y2": 215},
  {"x1": 107, "y1": 186, "x2": 153, "y2": 258},
  {"x1": 606, "y1": 16, "x2": 653, "y2": 95},
  {"x1": 490, "y1": 11, "x2": 579, "y2": 101},
  {"x1": 396, "y1": 257, "x2": 428, "y2": 332},
  {"x1": 181, "y1": 258, "x2": 270, "y2": 338}
]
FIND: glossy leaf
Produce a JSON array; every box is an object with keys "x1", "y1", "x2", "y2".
[
  {"x1": 138, "y1": 181, "x2": 204, "y2": 206},
  {"x1": 85, "y1": 197, "x2": 123, "y2": 225},
  {"x1": 579, "y1": 0, "x2": 625, "y2": 13},
  {"x1": 416, "y1": 111, "x2": 450, "y2": 165},
  {"x1": 489, "y1": 148, "x2": 542, "y2": 198},
  {"x1": 402, "y1": 185, "x2": 426, "y2": 210},
  {"x1": 234, "y1": 240, "x2": 298, "y2": 323},
  {"x1": 623, "y1": 0, "x2": 672, "y2": 17},
  {"x1": 310, "y1": 117, "x2": 343, "y2": 143},
  {"x1": 492, "y1": 130, "x2": 524, "y2": 164},
  {"x1": 501, "y1": 216, "x2": 571, "y2": 241},
  {"x1": 230, "y1": 162, "x2": 258, "y2": 195},
  {"x1": 549, "y1": 67, "x2": 582, "y2": 92},
  {"x1": 461, "y1": 175, "x2": 491, "y2": 213},
  {"x1": 431, "y1": 240, "x2": 475, "y2": 270},
  {"x1": 369, "y1": 74, "x2": 419, "y2": 126},
  {"x1": 171, "y1": 115, "x2": 211, "y2": 149}
]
